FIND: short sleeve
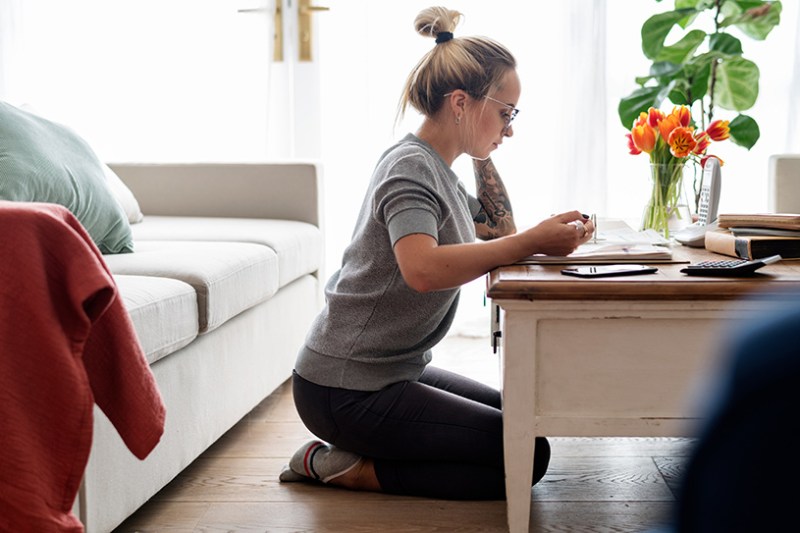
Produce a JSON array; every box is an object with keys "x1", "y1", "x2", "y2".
[
  {"x1": 374, "y1": 172, "x2": 442, "y2": 246},
  {"x1": 387, "y1": 207, "x2": 439, "y2": 246}
]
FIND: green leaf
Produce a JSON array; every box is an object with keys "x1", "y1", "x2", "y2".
[
  {"x1": 641, "y1": 10, "x2": 692, "y2": 59},
  {"x1": 674, "y1": 0, "x2": 701, "y2": 28},
  {"x1": 714, "y1": 57, "x2": 760, "y2": 110},
  {"x1": 709, "y1": 32, "x2": 743, "y2": 55},
  {"x1": 728, "y1": 113, "x2": 760, "y2": 149},
  {"x1": 686, "y1": 60, "x2": 711, "y2": 102},
  {"x1": 665, "y1": 54, "x2": 713, "y2": 106},
  {"x1": 674, "y1": 0, "x2": 696, "y2": 10},
  {"x1": 720, "y1": 0, "x2": 762, "y2": 18},
  {"x1": 718, "y1": 1, "x2": 750, "y2": 26},
  {"x1": 730, "y1": 0, "x2": 767, "y2": 9},
  {"x1": 618, "y1": 86, "x2": 664, "y2": 128},
  {"x1": 737, "y1": 1, "x2": 782, "y2": 40},
  {"x1": 675, "y1": 0, "x2": 714, "y2": 11},
  {"x1": 655, "y1": 29, "x2": 707, "y2": 63},
  {"x1": 651, "y1": 61, "x2": 683, "y2": 78},
  {"x1": 668, "y1": 85, "x2": 692, "y2": 106},
  {"x1": 636, "y1": 62, "x2": 683, "y2": 89},
  {"x1": 656, "y1": 82, "x2": 676, "y2": 105},
  {"x1": 720, "y1": 1, "x2": 782, "y2": 40}
]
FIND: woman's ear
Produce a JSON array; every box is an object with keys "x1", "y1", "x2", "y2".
[
  {"x1": 447, "y1": 90, "x2": 468, "y2": 123},
  {"x1": 449, "y1": 90, "x2": 468, "y2": 112}
]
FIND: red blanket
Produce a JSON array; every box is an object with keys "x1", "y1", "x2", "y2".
[{"x1": 0, "y1": 201, "x2": 165, "y2": 532}]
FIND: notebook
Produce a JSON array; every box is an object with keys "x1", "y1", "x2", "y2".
[{"x1": 518, "y1": 243, "x2": 673, "y2": 264}]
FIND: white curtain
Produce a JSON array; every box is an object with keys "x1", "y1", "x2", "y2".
[
  {"x1": 557, "y1": 1, "x2": 608, "y2": 214},
  {"x1": 0, "y1": 0, "x2": 273, "y2": 162},
  {"x1": 0, "y1": 0, "x2": 22, "y2": 101},
  {"x1": 788, "y1": 5, "x2": 800, "y2": 149}
]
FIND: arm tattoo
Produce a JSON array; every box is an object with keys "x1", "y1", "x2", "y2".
[{"x1": 473, "y1": 158, "x2": 516, "y2": 239}]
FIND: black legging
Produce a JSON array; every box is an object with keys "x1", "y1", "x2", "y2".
[{"x1": 291, "y1": 366, "x2": 550, "y2": 500}]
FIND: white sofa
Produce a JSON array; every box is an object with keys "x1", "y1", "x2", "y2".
[{"x1": 74, "y1": 163, "x2": 324, "y2": 533}]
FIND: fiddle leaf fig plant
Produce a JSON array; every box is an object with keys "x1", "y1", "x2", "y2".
[{"x1": 619, "y1": 0, "x2": 782, "y2": 152}]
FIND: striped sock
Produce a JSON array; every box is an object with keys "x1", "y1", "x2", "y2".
[{"x1": 279, "y1": 440, "x2": 362, "y2": 484}]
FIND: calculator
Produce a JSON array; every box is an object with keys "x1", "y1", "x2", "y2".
[{"x1": 680, "y1": 254, "x2": 782, "y2": 276}]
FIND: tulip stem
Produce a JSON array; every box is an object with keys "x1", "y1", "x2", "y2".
[{"x1": 642, "y1": 163, "x2": 687, "y2": 239}]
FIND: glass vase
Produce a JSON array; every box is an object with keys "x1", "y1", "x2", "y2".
[{"x1": 641, "y1": 163, "x2": 692, "y2": 239}]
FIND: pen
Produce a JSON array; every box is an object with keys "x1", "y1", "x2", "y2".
[{"x1": 591, "y1": 213, "x2": 598, "y2": 244}]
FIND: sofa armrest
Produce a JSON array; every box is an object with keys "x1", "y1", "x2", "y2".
[
  {"x1": 108, "y1": 163, "x2": 322, "y2": 227},
  {"x1": 769, "y1": 155, "x2": 800, "y2": 213}
]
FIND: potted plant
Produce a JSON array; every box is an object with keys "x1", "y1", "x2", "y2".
[{"x1": 619, "y1": 0, "x2": 782, "y2": 225}]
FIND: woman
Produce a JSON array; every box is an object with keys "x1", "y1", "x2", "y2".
[{"x1": 279, "y1": 6, "x2": 594, "y2": 500}]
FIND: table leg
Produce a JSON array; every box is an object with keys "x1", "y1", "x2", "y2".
[{"x1": 502, "y1": 311, "x2": 538, "y2": 533}]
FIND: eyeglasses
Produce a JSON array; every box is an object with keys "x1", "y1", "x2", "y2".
[
  {"x1": 442, "y1": 92, "x2": 520, "y2": 133},
  {"x1": 483, "y1": 95, "x2": 519, "y2": 132}
]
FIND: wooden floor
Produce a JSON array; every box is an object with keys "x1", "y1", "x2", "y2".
[{"x1": 115, "y1": 333, "x2": 693, "y2": 533}]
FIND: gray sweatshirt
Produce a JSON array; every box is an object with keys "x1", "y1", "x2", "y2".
[{"x1": 295, "y1": 133, "x2": 481, "y2": 391}]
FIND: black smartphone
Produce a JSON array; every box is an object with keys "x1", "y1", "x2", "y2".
[{"x1": 561, "y1": 264, "x2": 658, "y2": 278}]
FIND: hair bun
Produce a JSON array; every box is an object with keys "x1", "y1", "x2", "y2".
[{"x1": 414, "y1": 6, "x2": 463, "y2": 39}]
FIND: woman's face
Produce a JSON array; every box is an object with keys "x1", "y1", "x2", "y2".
[{"x1": 466, "y1": 69, "x2": 521, "y2": 160}]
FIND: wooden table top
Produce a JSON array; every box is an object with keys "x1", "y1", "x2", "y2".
[{"x1": 487, "y1": 245, "x2": 800, "y2": 301}]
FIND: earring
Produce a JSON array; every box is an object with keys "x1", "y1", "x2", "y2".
[{"x1": 455, "y1": 115, "x2": 461, "y2": 125}]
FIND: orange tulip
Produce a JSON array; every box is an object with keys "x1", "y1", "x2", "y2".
[
  {"x1": 693, "y1": 131, "x2": 711, "y2": 155},
  {"x1": 647, "y1": 107, "x2": 665, "y2": 128},
  {"x1": 701, "y1": 155, "x2": 725, "y2": 167},
  {"x1": 706, "y1": 119, "x2": 730, "y2": 141},
  {"x1": 626, "y1": 133, "x2": 642, "y2": 155},
  {"x1": 668, "y1": 127, "x2": 697, "y2": 158},
  {"x1": 658, "y1": 114, "x2": 681, "y2": 144},
  {"x1": 672, "y1": 105, "x2": 691, "y2": 127},
  {"x1": 631, "y1": 124, "x2": 657, "y2": 153},
  {"x1": 632, "y1": 111, "x2": 648, "y2": 128}
]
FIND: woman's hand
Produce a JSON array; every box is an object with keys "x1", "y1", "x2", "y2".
[{"x1": 518, "y1": 211, "x2": 595, "y2": 257}]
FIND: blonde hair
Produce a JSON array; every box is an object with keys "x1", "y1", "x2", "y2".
[{"x1": 397, "y1": 6, "x2": 517, "y2": 122}]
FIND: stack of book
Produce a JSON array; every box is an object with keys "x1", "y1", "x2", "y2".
[{"x1": 705, "y1": 213, "x2": 800, "y2": 260}]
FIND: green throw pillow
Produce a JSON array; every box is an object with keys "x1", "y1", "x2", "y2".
[{"x1": 0, "y1": 101, "x2": 133, "y2": 254}]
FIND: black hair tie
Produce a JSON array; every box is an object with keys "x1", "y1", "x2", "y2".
[{"x1": 435, "y1": 32, "x2": 454, "y2": 44}]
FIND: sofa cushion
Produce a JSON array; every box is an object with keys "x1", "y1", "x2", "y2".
[
  {"x1": 0, "y1": 101, "x2": 134, "y2": 254},
  {"x1": 104, "y1": 241, "x2": 279, "y2": 333},
  {"x1": 103, "y1": 163, "x2": 144, "y2": 224},
  {"x1": 113, "y1": 275, "x2": 199, "y2": 364},
  {"x1": 130, "y1": 216, "x2": 323, "y2": 288}
]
